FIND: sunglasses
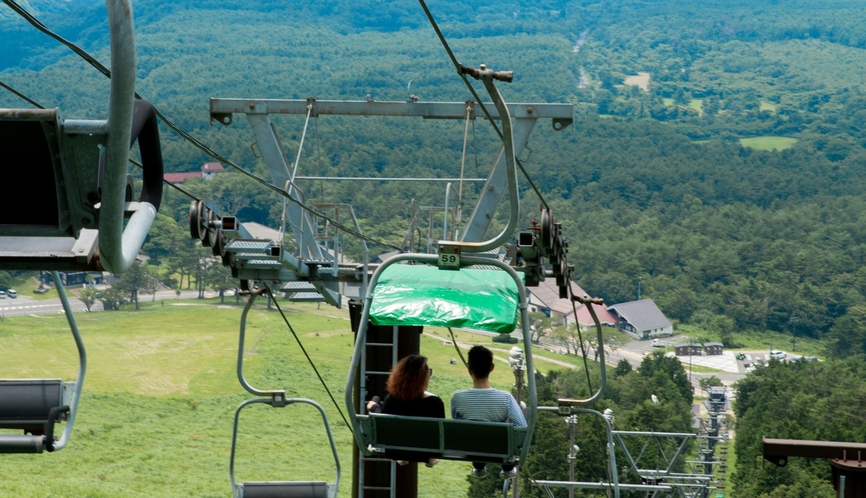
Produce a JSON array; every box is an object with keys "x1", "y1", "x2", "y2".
[{"x1": 427, "y1": 367, "x2": 434, "y2": 377}]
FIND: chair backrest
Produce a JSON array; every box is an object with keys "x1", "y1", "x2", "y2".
[
  {"x1": 0, "y1": 111, "x2": 64, "y2": 234},
  {"x1": 240, "y1": 481, "x2": 330, "y2": 498},
  {"x1": 0, "y1": 379, "x2": 67, "y2": 433},
  {"x1": 0, "y1": 379, "x2": 74, "y2": 454},
  {"x1": 363, "y1": 414, "x2": 527, "y2": 463}
]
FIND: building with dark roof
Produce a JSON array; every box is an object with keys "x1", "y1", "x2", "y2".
[
  {"x1": 703, "y1": 342, "x2": 724, "y2": 355},
  {"x1": 675, "y1": 343, "x2": 702, "y2": 356},
  {"x1": 607, "y1": 298, "x2": 673, "y2": 339}
]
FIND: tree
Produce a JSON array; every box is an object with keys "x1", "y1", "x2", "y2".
[
  {"x1": 207, "y1": 263, "x2": 237, "y2": 303},
  {"x1": 698, "y1": 375, "x2": 723, "y2": 393},
  {"x1": 528, "y1": 311, "x2": 552, "y2": 344},
  {"x1": 97, "y1": 286, "x2": 128, "y2": 311},
  {"x1": 77, "y1": 287, "x2": 98, "y2": 312},
  {"x1": 733, "y1": 359, "x2": 866, "y2": 496},
  {"x1": 584, "y1": 325, "x2": 630, "y2": 360},
  {"x1": 638, "y1": 351, "x2": 692, "y2": 405},
  {"x1": 113, "y1": 262, "x2": 160, "y2": 309},
  {"x1": 614, "y1": 358, "x2": 633, "y2": 377}
]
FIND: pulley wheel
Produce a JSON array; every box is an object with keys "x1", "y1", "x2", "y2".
[
  {"x1": 205, "y1": 209, "x2": 220, "y2": 247},
  {"x1": 540, "y1": 209, "x2": 552, "y2": 255},
  {"x1": 189, "y1": 201, "x2": 206, "y2": 241},
  {"x1": 222, "y1": 250, "x2": 236, "y2": 268},
  {"x1": 212, "y1": 228, "x2": 226, "y2": 257}
]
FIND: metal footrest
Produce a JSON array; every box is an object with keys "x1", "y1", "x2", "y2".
[
  {"x1": 0, "y1": 232, "x2": 99, "y2": 271},
  {"x1": 0, "y1": 435, "x2": 46, "y2": 454}
]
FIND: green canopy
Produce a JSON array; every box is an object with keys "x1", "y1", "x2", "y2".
[{"x1": 369, "y1": 264, "x2": 520, "y2": 334}]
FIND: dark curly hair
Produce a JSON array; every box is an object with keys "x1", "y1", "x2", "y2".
[{"x1": 386, "y1": 355, "x2": 430, "y2": 400}]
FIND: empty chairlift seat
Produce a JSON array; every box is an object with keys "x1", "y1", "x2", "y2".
[
  {"x1": 229, "y1": 398, "x2": 340, "y2": 498},
  {"x1": 239, "y1": 481, "x2": 330, "y2": 498},
  {"x1": 0, "y1": 379, "x2": 73, "y2": 453}
]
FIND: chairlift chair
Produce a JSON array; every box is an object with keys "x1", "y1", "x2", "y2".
[
  {"x1": 345, "y1": 253, "x2": 537, "y2": 467},
  {"x1": 230, "y1": 398, "x2": 341, "y2": 498},
  {"x1": 229, "y1": 291, "x2": 341, "y2": 498},
  {"x1": 0, "y1": 0, "x2": 162, "y2": 273},
  {"x1": 0, "y1": 272, "x2": 85, "y2": 453},
  {"x1": 0, "y1": 0, "x2": 162, "y2": 455}
]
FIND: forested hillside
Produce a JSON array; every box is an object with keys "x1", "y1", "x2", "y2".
[
  {"x1": 4, "y1": 3, "x2": 866, "y2": 493},
  {"x1": 4, "y1": 0, "x2": 866, "y2": 348}
]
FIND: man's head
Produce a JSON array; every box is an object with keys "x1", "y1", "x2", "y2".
[{"x1": 467, "y1": 345, "x2": 495, "y2": 380}]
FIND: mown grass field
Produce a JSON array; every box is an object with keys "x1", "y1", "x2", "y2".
[
  {"x1": 0, "y1": 299, "x2": 578, "y2": 497},
  {"x1": 739, "y1": 136, "x2": 798, "y2": 151}
]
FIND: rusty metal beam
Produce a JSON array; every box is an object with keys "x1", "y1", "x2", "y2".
[{"x1": 763, "y1": 438, "x2": 866, "y2": 467}]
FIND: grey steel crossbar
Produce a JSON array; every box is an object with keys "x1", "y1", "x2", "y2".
[{"x1": 210, "y1": 99, "x2": 573, "y2": 125}]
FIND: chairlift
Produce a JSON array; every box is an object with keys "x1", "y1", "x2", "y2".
[
  {"x1": 345, "y1": 254, "x2": 537, "y2": 466},
  {"x1": 0, "y1": 273, "x2": 85, "y2": 453},
  {"x1": 0, "y1": 0, "x2": 162, "y2": 273},
  {"x1": 0, "y1": 0, "x2": 161, "y2": 456},
  {"x1": 229, "y1": 291, "x2": 340, "y2": 498}
]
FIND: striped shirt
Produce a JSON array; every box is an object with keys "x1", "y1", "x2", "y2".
[{"x1": 450, "y1": 388, "x2": 527, "y2": 427}]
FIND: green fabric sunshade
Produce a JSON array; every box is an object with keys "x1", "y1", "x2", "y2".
[{"x1": 369, "y1": 264, "x2": 520, "y2": 334}]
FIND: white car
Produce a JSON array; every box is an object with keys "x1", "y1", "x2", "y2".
[
  {"x1": 769, "y1": 350, "x2": 787, "y2": 360},
  {"x1": 7, "y1": 289, "x2": 16, "y2": 298}
]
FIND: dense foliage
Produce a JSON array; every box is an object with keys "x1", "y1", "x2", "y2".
[
  {"x1": 4, "y1": 1, "x2": 866, "y2": 495},
  {"x1": 470, "y1": 352, "x2": 695, "y2": 497},
  {"x1": 733, "y1": 358, "x2": 866, "y2": 497}
]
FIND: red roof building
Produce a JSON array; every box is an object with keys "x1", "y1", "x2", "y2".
[
  {"x1": 164, "y1": 172, "x2": 202, "y2": 184},
  {"x1": 164, "y1": 162, "x2": 226, "y2": 184}
]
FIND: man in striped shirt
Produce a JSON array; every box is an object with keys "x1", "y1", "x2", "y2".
[{"x1": 451, "y1": 345, "x2": 526, "y2": 479}]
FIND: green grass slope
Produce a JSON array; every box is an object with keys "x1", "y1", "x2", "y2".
[{"x1": 0, "y1": 300, "x2": 567, "y2": 497}]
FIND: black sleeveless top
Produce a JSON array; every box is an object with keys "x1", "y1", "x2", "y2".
[{"x1": 382, "y1": 393, "x2": 445, "y2": 418}]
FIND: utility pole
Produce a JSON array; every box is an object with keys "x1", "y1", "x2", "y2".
[
  {"x1": 637, "y1": 276, "x2": 642, "y2": 301},
  {"x1": 509, "y1": 347, "x2": 526, "y2": 498},
  {"x1": 565, "y1": 415, "x2": 579, "y2": 498},
  {"x1": 790, "y1": 314, "x2": 798, "y2": 352}
]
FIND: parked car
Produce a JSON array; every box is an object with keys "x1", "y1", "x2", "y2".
[
  {"x1": 0, "y1": 290, "x2": 6, "y2": 299},
  {"x1": 791, "y1": 356, "x2": 817, "y2": 363},
  {"x1": 769, "y1": 350, "x2": 787, "y2": 360},
  {"x1": 7, "y1": 289, "x2": 16, "y2": 298}
]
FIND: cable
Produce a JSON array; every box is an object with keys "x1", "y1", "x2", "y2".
[
  {"x1": 447, "y1": 328, "x2": 468, "y2": 368},
  {"x1": 2, "y1": 0, "x2": 399, "y2": 251},
  {"x1": 416, "y1": 0, "x2": 550, "y2": 210},
  {"x1": 0, "y1": 79, "x2": 44, "y2": 108},
  {"x1": 265, "y1": 284, "x2": 353, "y2": 432},
  {"x1": 129, "y1": 158, "x2": 200, "y2": 201}
]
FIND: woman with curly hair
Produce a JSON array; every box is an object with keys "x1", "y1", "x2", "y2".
[{"x1": 367, "y1": 354, "x2": 444, "y2": 466}]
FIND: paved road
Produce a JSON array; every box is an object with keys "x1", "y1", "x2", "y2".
[{"x1": 0, "y1": 289, "x2": 208, "y2": 317}]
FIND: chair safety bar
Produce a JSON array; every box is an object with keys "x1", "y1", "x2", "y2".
[
  {"x1": 236, "y1": 290, "x2": 287, "y2": 401},
  {"x1": 230, "y1": 292, "x2": 340, "y2": 498},
  {"x1": 359, "y1": 414, "x2": 529, "y2": 464},
  {"x1": 0, "y1": 272, "x2": 86, "y2": 454},
  {"x1": 345, "y1": 252, "x2": 536, "y2": 465},
  {"x1": 229, "y1": 398, "x2": 340, "y2": 498}
]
